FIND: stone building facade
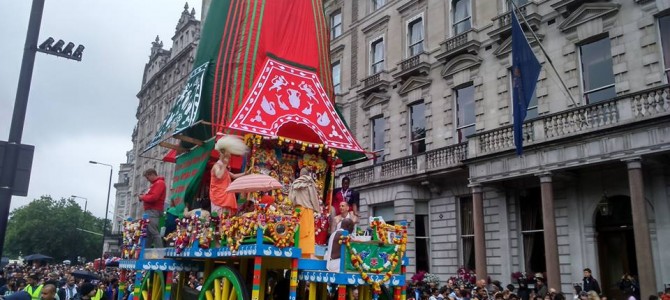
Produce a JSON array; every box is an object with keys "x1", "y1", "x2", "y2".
[
  {"x1": 111, "y1": 151, "x2": 134, "y2": 234},
  {"x1": 116, "y1": 3, "x2": 201, "y2": 220},
  {"x1": 328, "y1": 0, "x2": 670, "y2": 297}
]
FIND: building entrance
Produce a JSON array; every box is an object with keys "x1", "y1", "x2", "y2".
[{"x1": 595, "y1": 195, "x2": 638, "y2": 300}]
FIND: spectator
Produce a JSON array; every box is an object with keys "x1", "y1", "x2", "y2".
[
  {"x1": 534, "y1": 276, "x2": 547, "y2": 299},
  {"x1": 23, "y1": 274, "x2": 42, "y2": 300},
  {"x1": 1, "y1": 278, "x2": 18, "y2": 298},
  {"x1": 73, "y1": 283, "x2": 96, "y2": 300},
  {"x1": 586, "y1": 291, "x2": 600, "y2": 300},
  {"x1": 582, "y1": 269, "x2": 601, "y2": 295},
  {"x1": 139, "y1": 168, "x2": 166, "y2": 248},
  {"x1": 40, "y1": 284, "x2": 57, "y2": 300},
  {"x1": 661, "y1": 288, "x2": 670, "y2": 300},
  {"x1": 59, "y1": 277, "x2": 76, "y2": 300}
]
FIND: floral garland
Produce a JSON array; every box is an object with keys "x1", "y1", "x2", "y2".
[
  {"x1": 370, "y1": 219, "x2": 406, "y2": 245},
  {"x1": 122, "y1": 219, "x2": 146, "y2": 259},
  {"x1": 264, "y1": 206, "x2": 300, "y2": 248},
  {"x1": 340, "y1": 224, "x2": 408, "y2": 295},
  {"x1": 220, "y1": 215, "x2": 258, "y2": 253},
  {"x1": 313, "y1": 206, "x2": 329, "y2": 237}
]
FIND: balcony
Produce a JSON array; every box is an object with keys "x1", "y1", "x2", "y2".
[
  {"x1": 436, "y1": 30, "x2": 481, "y2": 62},
  {"x1": 468, "y1": 85, "x2": 670, "y2": 157},
  {"x1": 341, "y1": 143, "x2": 468, "y2": 188},
  {"x1": 358, "y1": 70, "x2": 393, "y2": 96},
  {"x1": 393, "y1": 52, "x2": 430, "y2": 80},
  {"x1": 488, "y1": 2, "x2": 541, "y2": 42}
]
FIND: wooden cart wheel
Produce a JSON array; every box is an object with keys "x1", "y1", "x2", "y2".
[
  {"x1": 198, "y1": 266, "x2": 250, "y2": 300},
  {"x1": 139, "y1": 271, "x2": 165, "y2": 300}
]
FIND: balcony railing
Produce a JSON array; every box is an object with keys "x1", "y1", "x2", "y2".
[
  {"x1": 437, "y1": 30, "x2": 481, "y2": 62},
  {"x1": 340, "y1": 143, "x2": 468, "y2": 188},
  {"x1": 359, "y1": 70, "x2": 392, "y2": 95},
  {"x1": 470, "y1": 85, "x2": 670, "y2": 156},
  {"x1": 341, "y1": 85, "x2": 669, "y2": 187},
  {"x1": 489, "y1": 2, "x2": 541, "y2": 40}
]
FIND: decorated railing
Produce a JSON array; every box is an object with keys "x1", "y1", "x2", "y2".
[
  {"x1": 425, "y1": 143, "x2": 468, "y2": 171},
  {"x1": 340, "y1": 143, "x2": 467, "y2": 188},
  {"x1": 478, "y1": 122, "x2": 534, "y2": 153},
  {"x1": 445, "y1": 30, "x2": 479, "y2": 53},
  {"x1": 380, "y1": 156, "x2": 417, "y2": 179},
  {"x1": 363, "y1": 73, "x2": 382, "y2": 88},
  {"x1": 470, "y1": 84, "x2": 670, "y2": 156},
  {"x1": 400, "y1": 54, "x2": 423, "y2": 72}
]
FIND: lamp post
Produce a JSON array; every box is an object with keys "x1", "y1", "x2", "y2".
[
  {"x1": 0, "y1": 0, "x2": 86, "y2": 260},
  {"x1": 70, "y1": 195, "x2": 88, "y2": 213},
  {"x1": 89, "y1": 160, "x2": 112, "y2": 271}
]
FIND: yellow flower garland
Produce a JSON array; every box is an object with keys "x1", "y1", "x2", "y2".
[{"x1": 340, "y1": 226, "x2": 408, "y2": 294}]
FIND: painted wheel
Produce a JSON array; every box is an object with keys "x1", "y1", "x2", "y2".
[
  {"x1": 198, "y1": 266, "x2": 250, "y2": 300},
  {"x1": 139, "y1": 271, "x2": 165, "y2": 300}
]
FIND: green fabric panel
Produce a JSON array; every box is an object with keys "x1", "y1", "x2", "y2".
[
  {"x1": 180, "y1": 0, "x2": 233, "y2": 144},
  {"x1": 167, "y1": 140, "x2": 215, "y2": 218},
  {"x1": 334, "y1": 106, "x2": 367, "y2": 164},
  {"x1": 344, "y1": 241, "x2": 402, "y2": 274}
]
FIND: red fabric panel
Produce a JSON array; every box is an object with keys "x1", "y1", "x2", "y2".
[{"x1": 262, "y1": 0, "x2": 320, "y2": 70}]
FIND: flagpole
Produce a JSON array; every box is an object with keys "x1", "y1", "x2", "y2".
[{"x1": 508, "y1": 0, "x2": 579, "y2": 107}]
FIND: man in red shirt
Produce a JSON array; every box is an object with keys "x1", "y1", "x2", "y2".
[
  {"x1": 332, "y1": 176, "x2": 359, "y2": 217},
  {"x1": 139, "y1": 168, "x2": 165, "y2": 248}
]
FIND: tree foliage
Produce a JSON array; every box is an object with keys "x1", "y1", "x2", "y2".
[{"x1": 4, "y1": 195, "x2": 107, "y2": 262}]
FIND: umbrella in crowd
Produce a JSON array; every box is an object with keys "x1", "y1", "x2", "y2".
[
  {"x1": 23, "y1": 254, "x2": 53, "y2": 261},
  {"x1": 71, "y1": 270, "x2": 100, "y2": 281}
]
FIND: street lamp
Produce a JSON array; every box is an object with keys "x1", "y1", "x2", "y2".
[
  {"x1": 89, "y1": 160, "x2": 112, "y2": 271},
  {"x1": 70, "y1": 195, "x2": 88, "y2": 212}
]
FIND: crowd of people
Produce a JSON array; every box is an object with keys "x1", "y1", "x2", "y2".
[
  {"x1": 0, "y1": 262, "x2": 121, "y2": 300},
  {"x1": 406, "y1": 268, "x2": 670, "y2": 300}
]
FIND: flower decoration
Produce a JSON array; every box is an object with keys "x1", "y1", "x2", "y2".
[{"x1": 340, "y1": 223, "x2": 408, "y2": 295}]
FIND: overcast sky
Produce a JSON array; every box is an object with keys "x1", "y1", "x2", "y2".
[{"x1": 0, "y1": 0, "x2": 201, "y2": 218}]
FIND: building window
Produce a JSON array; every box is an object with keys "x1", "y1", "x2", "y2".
[
  {"x1": 332, "y1": 61, "x2": 341, "y2": 94},
  {"x1": 459, "y1": 196, "x2": 475, "y2": 271},
  {"x1": 519, "y1": 188, "x2": 545, "y2": 274},
  {"x1": 372, "y1": 205, "x2": 394, "y2": 225},
  {"x1": 659, "y1": 15, "x2": 670, "y2": 83},
  {"x1": 455, "y1": 84, "x2": 476, "y2": 142},
  {"x1": 371, "y1": 116, "x2": 385, "y2": 163},
  {"x1": 371, "y1": 38, "x2": 385, "y2": 75},
  {"x1": 408, "y1": 17, "x2": 424, "y2": 57},
  {"x1": 510, "y1": 69, "x2": 538, "y2": 120},
  {"x1": 409, "y1": 101, "x2": 426, "y2": 154},
  {"x1": 415, "y1": 202, "x2": 430, "y2": 273},
  {"x1": 330, "y1": 10, "x2": 342, "y2": 39},
  {"x1": 452, "y1": 0, "x2": 472, "y2": 35},
  {"x1": 372, "y1": 0, "x2": 386, "y2": 11},
  {"x1": 579, "y1": 37, "x2": 616, "y2": 104}
]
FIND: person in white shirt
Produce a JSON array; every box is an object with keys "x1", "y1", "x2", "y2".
[
  {"x1": 325, "y1": 219, "x2": 355, "y2": 272},
  {"x1": 330, "y1": 202, "x2": 358, "y2": 233}
]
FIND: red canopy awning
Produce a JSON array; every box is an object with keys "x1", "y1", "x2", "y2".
[{"x1": 227, "y1": 57, "x2": 365, "y2": 153}]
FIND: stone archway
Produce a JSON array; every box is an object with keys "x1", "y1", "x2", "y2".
[{"x1": 595, "y1": 195, "x2": 638, "y2": 299}]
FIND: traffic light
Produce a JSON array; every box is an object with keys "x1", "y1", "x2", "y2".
[{"x1": 36, "y1": 37, "x2": 84, "y2": 61}]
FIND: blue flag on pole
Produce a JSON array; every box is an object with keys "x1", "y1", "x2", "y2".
[{"x1": 511, "y1": 9, "x2": 541, "y2": 155}]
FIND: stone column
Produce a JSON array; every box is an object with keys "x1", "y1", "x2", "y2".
[
  {"x1": 538, "y1": 172, "x2": 561, "y2": 290},
  {"x1": 625, "y1": 159, "x2": 656, "y2": 298},
  {"x1": 471, "y1": 184, "x2": 487, "y2": 280}
]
